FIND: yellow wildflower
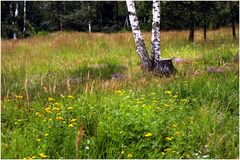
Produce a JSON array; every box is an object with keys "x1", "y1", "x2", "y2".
[
  {"x1": 56, "y1": 116, "x2": 64, "y2": 121},
  {"x1": 174, "y1": 131, "x2": 181, "y2": 136},
  {"x1": 144, "y1": 132, "x2": 153, "y2": 137},
  {"x1": 115, "y1": 90, "x2": 122, "y2": 94},
  {"x1": 52, "y1": 107, "x2": 60, "y2": 111},
  {"x1": 35, "y1": 112, "x2": 41, "y2": 117},
  {"x1": 39, "y1": 153, "x2": 48, "y2": 158},
  {"x1": 68, "y1": 124, "x2": 74, "y2": 128},
  {"x1": 127, "y1": 153, "x2": 133, "y2": 158},
  {"x1": 44, "y1": 133, "x2": 49, "y2": 137},
  {"x1": 67, "y1": 95, "x2": 74, "y2": 98},
  {"x1": 53, "y1": 102, "x2": 60, "y2": 106},
  {"x1": 166, "y1": 137, "x2": 173, "y2": 141},
  {"x1": 71, "y1": 118, "x2": 77, "y2": 123},
  {"x1": 31, "y1": 156, "x2": 36, "y2": 159},
  {"x1": 164, "y1": 104, "x2": 170, "y2": 107},
  {"x1": 172, "y1": 95, "x2": 178, "y2": 98},
  {"x1": 48, "y1": 125, "x2": 52, "y2": 128},
  {"x1": 15, "y1": 95, "x2": 23, "y2": 99},
  {"x1": 164, "y1": 91, "x2": 172, "y2": 95},
  {"x1": 44, "y1": 107, "x2": 52, "y2": 113},
  {"x1": 189, "y1": 116, "x2": 194, "y2": 124},
  {"x1": 67, "y1": 107, "x2": 74, "y2": 110},
  {"x1": 48, "y1": 97, "x2": 55, "y2": 102},
  {"x1": 35, "y1": 138, "x2": 41, "y2": 142}
]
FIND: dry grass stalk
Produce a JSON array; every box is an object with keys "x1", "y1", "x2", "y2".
[
  {"x1": 24, "y1": 76, "x2": 29, "y2": 100},
  {"x1": 49, "y1": 84, "x2": 52, "y2": 94},
  {"x1": 90, "y1": 81, "x2": 95, "y2": 93},
  {"x1": 76, "y1": 118, "x2": 86, "y2": 159},
  {"x1": 53, "y1": 79, "x2": 56, "y2": 93},
  {"x1": 85, "y1": 83, "x2": 88, "y2": 93},
  {"x1": 66, "y1": 79, "x2": 71, "y2": 91}
]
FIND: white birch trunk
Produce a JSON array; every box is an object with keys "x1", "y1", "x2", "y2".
[
  {"x1": 10, "y1": 3, "x2": 15, "y2": 39},
  {"x1": 88, "y1": 4, "x2": 91, "y2": 33},
  {"x1": 13, "y1": 2, "x2": 19, "y2": 40},
  {"x1": 23, "y1": 0, "x2": 26, "y2": 35},
  {"x1": 126, "y1": 0, "x2": 150, "y2": 69},
  {"x1": 151, "y1": 0, "x2": 160, "y2": 67}
]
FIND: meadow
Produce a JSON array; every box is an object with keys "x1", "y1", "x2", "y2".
[{"x1": 1, "y1": 27, "x2": 239, "y2": 159}]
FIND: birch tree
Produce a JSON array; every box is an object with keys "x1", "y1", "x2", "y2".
[
  {"x1": 126, "y1": 0, "x2": 176, "y2": 75},
  {"x1": 126, "y1": 0, "x2": 151, "y2": 70},
  {"x1": 23, "y1": 0, "x2": 26, "y2": 37},
  {"x1": 151, "y1": 0, "x2": 160, "y2": 69},
  {"x1": 88, "y1": 3, "x2": 91, "y2": 33},
  {"x1": 13, "y1": 2, "x2": 19, "y2": 40}
]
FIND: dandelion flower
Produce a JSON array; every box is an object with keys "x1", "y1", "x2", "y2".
[
  {"x1": 71, "y1": 118, "x2": 77, "y2": 123},
  {"x1": 44, "y1": 133, "x2": 49, "y2": 137},
  {"x1": 39, "y1": 153, "x2": 48, "y2": 158},
  {"x1": 56, "y1": 116, "x2": 64, "y2": 121},
  {"x1": 68, "y1": 124, "x2": 74, "y2": 128},
  {"x1": 44, "y1": 107, "x2": 52, "y2": 113},
  {"x1": 53, "y1": 102, "x2": 60, "y2": 106},
  {"x1": 48, "y1": 97, "x2": 55, "y2": 102},
  {"x1": 52, "y1": 107, "x2": 60, "y2": 111},
  {"x1": 164, "y1": 91, "x2": 172, "y2": 95},
  {"x1": 172, "y1": 95, "x2": 178, "y2": 98},
  {"x1": 166, "y1": 137, "x2": 173, "y2": 141},
  {"x1": 144, "y1": 132, "x2": 153, "y2": 137},
  {"x1": 35, "y1": 138, "x2": 41, "y2": 142},
  {"x1": 35, "y1": 112, "x2": 41, "y2": 117},
  {"x1": 67, "y1": 95, "x2": 74, "y2": 98},
  {"x1": 31, "y1": 156, "x2": 36, "y2": 159},
  {"x1": 127, "y1": 153, "x2": 133, "y2": 158}
]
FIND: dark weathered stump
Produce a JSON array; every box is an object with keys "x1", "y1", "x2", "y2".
[{"x1": 152, "y1": 58, "x2": 177, "y2": 76}]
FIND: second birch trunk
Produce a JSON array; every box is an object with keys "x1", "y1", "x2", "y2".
[{"x1": 151, "y1": 0, "x2": 161, "y2": 69}]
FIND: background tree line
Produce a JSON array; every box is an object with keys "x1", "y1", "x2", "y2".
[{"x1": 1, "y1": 1, "x2": 239, "y2": 40}]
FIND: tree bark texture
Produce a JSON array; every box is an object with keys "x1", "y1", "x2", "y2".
[
  {"x1": 151, "y1": 0, "x2": 161, "y2": 69},
  {"x1": 23, "y1": 0, "x2": 26, "y2": 37},
  {"x1": 13, "y1": 2, "x2": 18, "y2": 40},
  {"x1": 88, "y1": 3, "x2": 91, "y2": 33},
  {"x1": 126, "y1": 0, "x2": 150, "y2": 70}
]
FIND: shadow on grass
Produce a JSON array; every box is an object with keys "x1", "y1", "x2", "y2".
[{"x1": 68, "y1": 62, "x2": 127, "y2": 83}]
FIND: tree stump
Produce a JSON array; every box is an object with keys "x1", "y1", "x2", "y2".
[{"x1": 152, "y1": 58, "x2": 177, "y2": 76}]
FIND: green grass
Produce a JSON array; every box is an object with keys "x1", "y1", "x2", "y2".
[{"x1": 1, "y1": 27, "x2": 239, "y2": 159}]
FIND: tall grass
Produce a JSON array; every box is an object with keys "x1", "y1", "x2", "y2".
[{"x1": 1, "y1": 27, "x2": 239, "y2": 159}]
